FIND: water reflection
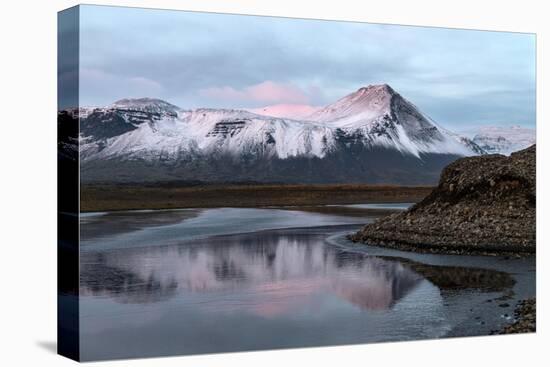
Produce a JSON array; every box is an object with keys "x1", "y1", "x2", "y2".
[
  {"x1": 78, "y1": 208, "x2": 520, "y2": 360},
  {"x1": 80, "y1": 207, "x2": 372, "y2": 251},
  {"x1": 81, "y1": 226, "x2": 515, "y2": 314},
  {"x1": 81, "y1": 252, "x2": 178, "y2": 304},
  {"x1": 80, "y1": 209, "x2": 197, "y2": 240},
  {"x1": 81, "y1": 231, "x2": 428, "y2": 312}
]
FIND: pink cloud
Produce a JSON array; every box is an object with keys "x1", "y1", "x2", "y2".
[{"x1": 200, "y1": 81, "x2": 312, "y2": 105}]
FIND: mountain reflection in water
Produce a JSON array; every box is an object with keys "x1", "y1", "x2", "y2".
[
  {"x1": 81, "y1": 228, "x2": 514, "y2": 315},
  {"x1": 78, "y1": 207, "x2": 522, "y2": 360},
  {"x1": 81, "y1": 231, "x2": 424, "y2": 312}
]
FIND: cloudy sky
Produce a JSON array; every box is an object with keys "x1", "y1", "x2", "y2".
[{"x1": 78, "y1": 5, "x2": 536, "y2": 130}]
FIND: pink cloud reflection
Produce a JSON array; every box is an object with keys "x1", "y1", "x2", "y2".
[{"x1": 216, "y1": 278, "x2": 326, "y2": 318}]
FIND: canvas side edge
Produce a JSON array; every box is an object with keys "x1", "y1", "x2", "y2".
[{"x1": 57, "y1": 5, "x2": 81, "y2": 362}]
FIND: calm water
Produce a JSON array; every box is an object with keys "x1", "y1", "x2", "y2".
[{"x1": 78, "y1": 206, "x2": 535, "y2": 361}]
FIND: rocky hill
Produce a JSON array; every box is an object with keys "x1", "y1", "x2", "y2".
[{"x1": 350, "y1": 145, "x2": 536, "y2": 255}]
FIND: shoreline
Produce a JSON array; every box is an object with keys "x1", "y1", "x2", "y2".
[{"x1": 347, "y1": 236, "x2": 536, "y2": 258}]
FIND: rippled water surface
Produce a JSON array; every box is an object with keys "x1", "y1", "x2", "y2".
[{"x1": 78, "y1": 206, "x2": 535, "y2": 361}]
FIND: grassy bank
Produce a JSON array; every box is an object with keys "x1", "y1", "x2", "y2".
[{"x1": 80, "y1": 183, "x2": 433, "y2": 212}]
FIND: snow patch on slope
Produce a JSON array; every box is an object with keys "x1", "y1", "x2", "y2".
[{"x1": 246, "y1": 104, "x2": 321, "y2": 120}]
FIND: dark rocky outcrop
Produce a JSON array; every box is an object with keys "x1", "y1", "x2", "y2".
[{"x1": 350, "y1": 145, "x2": 536, "y2": 255}]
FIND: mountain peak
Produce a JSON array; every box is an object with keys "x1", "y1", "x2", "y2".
[
  {"x1": 357, "y1": 84, "x2": 395, "y2": 95},
  {"x1": 306, "y1": 83, "x2": 398, "y2": 127},
  {"x1": 110, "y1": 98, "x2": 181, "y2": 114},
  {"x1": 112, "y1": 97, "x2": 172, "y2": 105}
]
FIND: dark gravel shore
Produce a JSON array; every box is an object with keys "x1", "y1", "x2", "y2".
[
  {"x1": 496, "y1": 298, "x2": 536, "y2": 334},
  {"x1": 350, "y1": 145, "x2": 536, "y2": 255}
]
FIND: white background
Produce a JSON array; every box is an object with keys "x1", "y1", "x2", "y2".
[{"x1": 0, "y1": 0, "x2": 547, "y2": 365}]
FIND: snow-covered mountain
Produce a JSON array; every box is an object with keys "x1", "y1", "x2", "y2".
[
  {"x1": 307, "y1": 84, "x2": 484, "y2": 157},
  {"x1": 76, "y1": 84, "x2": 485, "y2": 184},
  {"x1": 471, "y1": 125, "x2": 535, "y2": 155},
  {"x1": 80, "y1": 107, "x2": 335, "y2": 161}
]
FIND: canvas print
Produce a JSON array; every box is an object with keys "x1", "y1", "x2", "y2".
[{"x1": 58, "y1": 4, "x2": 536, "y2": 362}]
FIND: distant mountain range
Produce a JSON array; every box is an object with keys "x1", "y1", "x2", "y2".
[
  {"x1": 64, "y1": 84, "x2": 494, "y2": 185},
  {"x1": 471, "y1": 125, "x2": 535, "y2": 156}
]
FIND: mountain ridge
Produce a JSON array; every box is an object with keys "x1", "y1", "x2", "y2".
[{"x1": 71, "y1": 84, "x2": 487, "y2": 184}]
